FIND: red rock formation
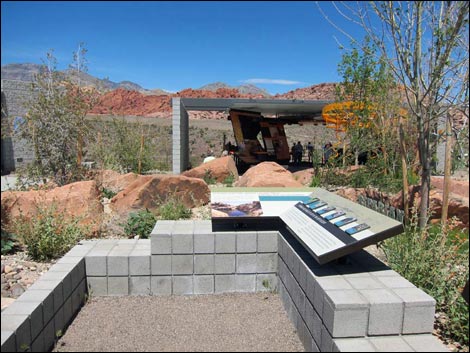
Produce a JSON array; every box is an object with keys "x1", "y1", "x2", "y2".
[
  {"x1": 235, "y1": 162, "x2": 303, "y2": 188},
  {"x1": 182, "y1": 156, "x2": 239, "y2": 183}
]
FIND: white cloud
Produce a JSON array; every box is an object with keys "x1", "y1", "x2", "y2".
[{"x1": 240, "y1": 78, "x2": 307, "y2": 85}]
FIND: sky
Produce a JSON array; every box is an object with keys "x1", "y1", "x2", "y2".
[{"x1": 1, "y1": 1, "x2": 366, "y2": 95}]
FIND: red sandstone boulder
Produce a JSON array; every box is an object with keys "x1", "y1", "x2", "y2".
[
  {"x1": 110, "y1": 174, "x2": 210, "y2": 216},
  {"x1": 235, "y1": 162, "x2": 303, "y2": 188},
  {"x1": 293, "y1": 169, "x2": 314, "y2": 186},
  {"x1": 1, "y1": 180, "x2": 103, "y2": 235},
  {"x1": 431, "y1": 176, "x2": 469, "y2": 198},
  {"x1": 182, "y1": 156, "x2": 239, "y2": 183},
  {"x1": 97, "y1": 169, "x2": 139, "y2": 194}
]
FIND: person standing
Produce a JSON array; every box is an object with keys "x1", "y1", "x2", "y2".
[
  {"x1": 294, "y1": 141, "x2": 304, "y2": 165},
  {"x1": 307, "y1": 142, "x2": 313, "y2": 163}
]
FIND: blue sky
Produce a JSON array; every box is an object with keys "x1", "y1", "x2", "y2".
[{"x1": 1, "y1": 1, "x2": 365, "y2": 94}]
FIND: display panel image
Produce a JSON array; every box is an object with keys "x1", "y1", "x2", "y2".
[{"x1": 211, "y1": 201, "x2": 263, "y2": 218}]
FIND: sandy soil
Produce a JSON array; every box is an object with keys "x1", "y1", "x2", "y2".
[{"x1": 53, "y1": 293, "x2": 304, "y2": 352}]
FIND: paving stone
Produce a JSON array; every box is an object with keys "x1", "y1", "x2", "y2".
[
  {"x1": 3, "y1": 301, "x2": 43, "y2": 342},
  {"x1": 151, "y1": 255, "x2": 172, "y2": 275},
  {"x1": 313, "y1": 276, "x2": 353, "y2": 317},
  {"x1": 215, "y1": 275, "x2": 235, "y2": 293},
  {"x1": 173, "y1": 276, "x2": 193, "y2": 295},
  {"x1": 256, "y1": 274, "x2": 278, "y2": 292},
  {"x1": 194, "y1": 233, "x2": 215, "y2": 254},
  {"x1": 151, "y1": 276, "x2": 172, "y2": 296},
  {"x1": 393, "y1": 288, "x2": 436, "y2": 334},
  {"x1": 345, "y1": 276, "x2": 384, "y2": 290},
  {"x1": 236, "y1": 231, "x2": 257, "y2": 253},
  {"x1": 1, "y1": 331, "x2": 16, "y2": 353},
  {"x1": 194, "y1": 255, "x2": 215, "y2": 274},
  {"x1": 151, "y1": 234, "x2": 172, "y2": 255},
  {"x1": 1, "y1": 315, "x2": 31, "y2": 352},
  {"x1": 215, "y1": 254, "x2": 235, "y2": 274},
  {"x1": 215, "y1": 232, "x2": 236, "y2": 253},
  {"x1": 333, "y1": 338, "x2": 377, "y2": 352},
  {"x1": 376, "y1": 276, "x2": 416, "y2": 289},
  {"x1": 16, "y1": 290, "x2": 54, "y2": 325},
  {"x1": 172, "y1": 255, "x2": 194, "y2": 275},
  {"x1": 369, "y1": 336, "x2": 413, "y2": 352},
  {"x1": 86, "y1": 277, "x2": 107, "y2": 296},
  {"x1": 194, "y1": 275, "x2": 214, "y2": 295},
  {"x1": 257, "y1": 231, "x2": 278, "y2": 253},
  {"x1": 257, "y1": 253, "x2": 278, "y2": 273},
  {"x1": 402, "y1": 334, "x2": 449, "y2": 352},
  {"x1": 129, "y1": 277, "x2": 151, "y2": 295},
  {"x1": 107, "y1": 277, "x2": 129, "y2": 296},
  {"x1": 235, "y1": 274, "x2": 256, "y2": 292},
  {"x1": 236, "y1": 254, "x2": 257, "y2": 273}
]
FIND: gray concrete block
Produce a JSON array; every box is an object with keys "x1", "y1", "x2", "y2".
[
  {"x1": 369, "y1": 336, "x2": 413, "y2": 352},
  {"x1": 172, "y1": 234, "x2": 193, "y2": 254},
  {"x1": 194, "y1": 233, "x2": 215, "y2": 253},
  {"x1": 333, "y1": 338, "x2": 377, "y2": 352},
  {"x1": 194, "y1": 255, "x2": 215, "y2": 274},
  {"x1": 236, "y1": 254, "x2": 257, "y2": 274},
  {"x1": 47, "y1": 262, "x2": 81, "y2": 293},
  {"x1": 85, "y1": 255, "x2": 107, "y2": 276},
  {"x1": 151, "y1": 220, "x2": 175, "y2": 235},
  {"x1": 305, "y1": 268, "x2": 316, "y2": 305},
  {"x1": 194, "y1": 275, "x2": 214, "y2": 295},
  {"x1": 215, "y1": 232, "x2": 236, "y2": 253},
  {"x1": 108, "y1": 277, "x2": 129, "y2": 296},
  {"x1": 256, "y1": 274, "x2": 278, "y2": 292},
  {"x1": 3, "y1": 301, "x2": 43, "y2": 342},
  {"x1": 376, "y1": 276, "x2": 416, "y2": 289},
  {"x1": 402, "y1": 334, "x2": 449, "y2": 352},
  {"x1": 151, "y1": 276, "x2": 172, "y2": 296},
  {"x1": 41, "y1": 270, "x2": 72, "y2": 301},
  {"x1": 321, "y1": 325, "x2": 334, "y2": 353},
  {"x1": 360, "y1": 289, "x2": 404, "y2": 335},
  {"x1": 28, "y1": 277, "x2": 64, "y2": 313},
  {"x1": 53, "y1": 307, "x2": 65, "y2": 339},
  {"x1": 393, "y1": 288, "x2": 436, "y2": 334},
  {"x1": 237, "y1": 232, "x2": 257, "y2": 253},
  {"x1": 107, "y1": 255, "x2": 129, "y2": 276},
  {"x1": 257, "y1": 253, "x2": 278, "y2": 273},
  {"x1": 151, "y1": 234, "x2": 172, "y2": 255},
  {"x1": 257, "y1": 231, "x2": 278, "y2": 253},
  {"x1": 313, "y1": 276, "x2": 354, "y2": 317},
  {"x1": 151, "y1": 255, "x2": 172, "y2": 275},
  {"x1": 173, "y1": 276, "x2": 193, "y2": 295},
  {"x1": 215, "y1": 254, "x2": 235, "y2": 274},
  {"x1": 172, "y1": 255, "x2": 194, "y2": 275},
  {"x1": 42, "y1": 318, "x2": 55, "y2": 352},
  {"x1": 1, "y1": 331, "x2": 16, "y2": 353},
  {"x1": 235, "y1": 275, "x2": 256, "y2": 292},
  {"x1": 323, "y1": 290, "x2": 369, "y2": 338},
  {"x1": 31, "y1": 330, "x2": 44, "y2": 353},
  {"x1": 193, "y1": 220, "x2": 212, "y2": 234},
  {"x1": 87, "y1": 277, "x2": 107, "y2": 296},
  {"x1": 129, "y1": 252, "x2": 151, "y2": 276},
  {"x1": 130, "y1": 277, "x2": 151, "y2": 295},
  {"x1": 63, "y1": 297, "x2": 73, "y2": 326},
  {"x1": 71, "y1": 283, "x2": 83, "y2": 313},
  {"x1": 345, "y1": 276, "x2": 384, "y2": 290},
  {"x1": 215, "y1": 275, "x2": 236, "y2": 293},
  {"x1": 297, "y1": 261, "x2": 309, "y2": 293},
  {"x1": 1, "y1": 315, "x2": 31, "y2": 352},
  {"x1": 16, "y1": 290, "x2": 54, "y2": 325}
]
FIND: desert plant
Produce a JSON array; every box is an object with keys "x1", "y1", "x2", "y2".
[
  {"x1": 222, "y1": 173, "x2": 235, "y2": 187},
  {"x1": 203, "y1": 169, "x2": 217, "y2": 185},
  {"x1": 13, "y1": 205, "x2": 85, "y2": 261},
  {"x1": 158, "y1": 195, "x2": 192, "y2": 220},
  {"x1": 101, "y1": 187, "x2": 117, "y2": 200},
  {"x1": 124, "y1": 209, "x2": 157, "y2": 239},
  {"x1": 1, "y1": 229, "x2": 17, "y2": 255}
]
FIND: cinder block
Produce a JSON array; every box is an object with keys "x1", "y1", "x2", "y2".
[
  {"x1": 54, "y1": 306, "x2": 65, "y2": 338},
  {"x1": 42, "y1": 318, "x2": 55, "y2": 352},
  {"x1": 151, "y1": 255, "x2": 172, "y2": 275},
  {"x1": 235, "y1": 275, "x2": 256, "y2": 292},
  {"x1": 194, "y1": 275, "x2": 214, "y2": 295},
  {"x1": 236, "y1": 232, "x2": 257, "y2": 253},
  {"x1": 172, "y1": 255, "x2": 193, "y2": 275},
  {"x1": 3, "y1": 301, "x2": 43, "y2": 341},
  {"x1": 129, "y1": 252, "x2": 151, "y2": 276},
  {"x1": 151, "y1": 220, "x2": 175, "y2": 235},
  {"x1": 215, "y1": 254, "x2": 235, "y2": 274},
  {"x1": 194, "y1": 255, "x2": 215, "y2": 274},
  {"x1": 108, "y1": 277, "x2": 129, "y2": 296},
  {"x1": 257, "y1": 231, "x2": 278, "y2": 253},
  {"x1": 360, "y1": 289, "x2": 404, "y2": 335},
  {"x1": 321, "y1": 325, "x2": 334, "y2": 352},
  {"x1": 42, "y1": 271, "x2": 72, "y2": 300},
  {"x1": 31, "y1": 330, "x2": 45, "y2": 353},
  {"x1": 63, "y1": 297, "x2": 73, "y2": 325},
  {"x1": 87, "y1": 277, "x2": 107, "y2": 296},
  {"x1": 194, "y1": 233, "x2": 215, "y2": 253},
  {"x1": 215, "y1": 275, "x2": 236, "y2": 293},
  {"x1": 297, "y1": 261, "x2": 308, "y2": 293},
  {"x1": 257, "y1": 253, "x2": 278, "y2": 273},
  {"x1": 256, "y1": 274, "x2": 278, "y2": 292},
  {"x1": 333, "y1": 338, "x2": 377, "y2": 352},
  {"x1": 173, "y1": 276, "x2": 193, "y2": 295},
  {"x1": 307, "y1": 300, "x2": 322, "y2": 346},
  {"x1": 236, "y1": 254, "x2": 257, "y2": 274},
  {"x1": 134, "y1": 239, "x2": 151, "y2": 250},
  {"x1": 172, "y1": 234, "x2": 193, "y2": 254},
  {"x1": 369, "y1": 336, "x2": 412, "y2": 352},
  {"x1": 28, "y1": 277, "x2": 64, "y2": 313},
  {"x1": 151, "y1": 234, "x2": 172, "y2": 255},
  {"x1": 215, "y1": 232, "x2": 236, "y2": 253},
  {"x1": 376, "y1": 276, "x2": 416, "y2": 289},
  {"x1": 393, "y1": 288, "x2": 436, "y2": 334},
  {"x1": 193, "y1": 220, "x2": 212, "y2": 234},
  {"x1": 107, "y1": 255, "x2": 129, "y2": 276},
  {"x1": 305, "y1": 271, "x2": 316, "y2": 309},
  {"x1": 402, "y1": 334, "x2": 449, "y2": 352},
  {"x1": 314, "y1": 276, "x2": 353, "y2": 317},
  {"x1": 151, "y1": 276, "x2": 172, "y2": 296},
  {"x1": 345, "y1": 276, "x2": 384, "y2": 290},
  {"x1": 1, "y1": 331, "x2": 16, "y2": 353},
  {"x1": 1, "y1": 315, "x2": 30, "y2": 352},
  {"x1": 16, "y1": 290, "x2": 54, "y2": 325},
  {"x1": 47, "y1": 262, "x2": 79, "y2": 294},
  {"x1": 323, "y1": 290, "x2": 369, "y2": 338},
  {"x1": 130, "y1": 277, "x2": 151, "y2": 295},
  {"x1": 85, "y1": 255, "x2": 107, "y2": 276}
]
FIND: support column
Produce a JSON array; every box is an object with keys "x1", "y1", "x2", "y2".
[{"x1": 172, "y1": 97, "x2": 189, "y2": 174}]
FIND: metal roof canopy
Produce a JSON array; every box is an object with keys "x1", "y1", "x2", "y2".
[{"x1": 172, "y1": 97, "x2": 333, "y2": 174}]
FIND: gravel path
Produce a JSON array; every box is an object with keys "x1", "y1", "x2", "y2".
[{"x1": 53, "y1": 293, "x2": 304, "y2": 352}]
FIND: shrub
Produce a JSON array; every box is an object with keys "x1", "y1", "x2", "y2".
[
  {"x1": 158, "y1": 196, "x2": 192, "y2": 220},
  {"x1": 102, "y1": 187, "x2": 117, "y2": 199},
  {"x1": 222, "y1": 173, "x2": 235, "y2": 187},
  {"x1": 382, "y1": 215, "x2": 469, "y2": 345},
  {"x1": 203, "y1": 169, "x2": 217, "y2": 185},
  {"x1": 13, "y1": 205, "x2": 85, "y2": 261},
  {"x1": 124, "y1": 209, "x2": 157, "y2": 239},
  {"x1": 1, "y1": 229, "x2": 17, "y2": 255}
]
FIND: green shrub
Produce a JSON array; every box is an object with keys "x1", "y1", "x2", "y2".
[
  {"x1": 383, "y1": 216, "x2": 469, "y2": 344},
  {"x1": 203, "y1": 169, "x2": 217, "y2": 185},
  {"x1": 222, "y1": 173, "x2": 235, "y2": 187},
  {"x1": 124, "y1": 209, "x2": 157, "y2": 239},
  {"x1": 158, "y1": 196, "x2": 192, "y2": 220},
  {"x1": 1, "y1": 229, "x2": 17, "y2": 255},
  {"x1": 102, "y1": 188, "x2": 117, "y2": 199},
  {"x1": 13, "y1": 205, "x2": 85, "y2": 261}
]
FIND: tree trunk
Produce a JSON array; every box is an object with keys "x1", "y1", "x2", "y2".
[
  {"x1": 399, "y1": 123, "x2": 409, "y2": 224},
  {"x1": 138, "y1": 133, "x2": 144, "y2": 175},
  {"x1": 77, "y1": 133, "x2": 83, "y2": 166},
  {"x1": 441, "y1": 114, "x2": 453, "y2": 226}
]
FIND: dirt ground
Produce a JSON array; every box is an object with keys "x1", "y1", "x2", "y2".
[{"x1": 53, "y1": 293, "x2": 304, "y2": 352}]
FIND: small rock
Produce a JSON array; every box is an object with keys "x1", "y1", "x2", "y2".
[
  {"x1": 1, "y1": 264, "x2": 4, "y2": 274},
  {"x1": 10, "y1": 284, "x2": 25, "y2": 297},
  {"x1": 5, "y1": 273, "x2": 16, "y2": 280},
  {"x1": 16, "y1": 265, "x2": 24, "y2": 271},
  {"x1": 30, "y1": 267, "x2": 37, "y2": 271},
  {"x1": 13, "y1": 274, "x2": 22, "y2": 280},
  {"x1": 4, "y1": 265, "x2": 14, "y2": 274}
]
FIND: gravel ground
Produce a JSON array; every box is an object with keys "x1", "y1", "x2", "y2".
[{"x1": 53, "y1": 293, "x2": 304, "y2": 352}]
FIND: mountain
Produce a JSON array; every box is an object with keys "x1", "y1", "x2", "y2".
[
  {"x1": 199, "y1": 82, "x2": 271, "y2": 97},
  {"x1": 1, "y1": 63, "x2": 43, "y2": 81}
]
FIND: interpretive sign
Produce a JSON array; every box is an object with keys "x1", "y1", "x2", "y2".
[{"x1": 211, "y1": 188, "x2": 404, "y2": 264}]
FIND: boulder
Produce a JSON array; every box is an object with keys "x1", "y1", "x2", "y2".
[
  {"x1": 97, "y1": 169, "x2": 139, "y2": 194},
  {"x1": 293, "y1": 168, "x2": 314, "y2": 186},
  {"x1": 431, "y1": 176, "x2": 469, "y2": 198},
  {"x1": 183, "y1": 156, "x2": 239, "y2": 183},
  {"x1": 235, "y1": 162, "x2": 303, "y2": 188},
  {"x1": 1, "y1": 180, "x2": 103, "y2": 235},
  {"x1": 110, "y1": 174, "x2": 210, "y2": 216}
]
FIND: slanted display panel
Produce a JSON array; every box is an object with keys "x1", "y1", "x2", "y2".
[{"x1": 211, "y1": 188, "x2": 404, "y2": 264}]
